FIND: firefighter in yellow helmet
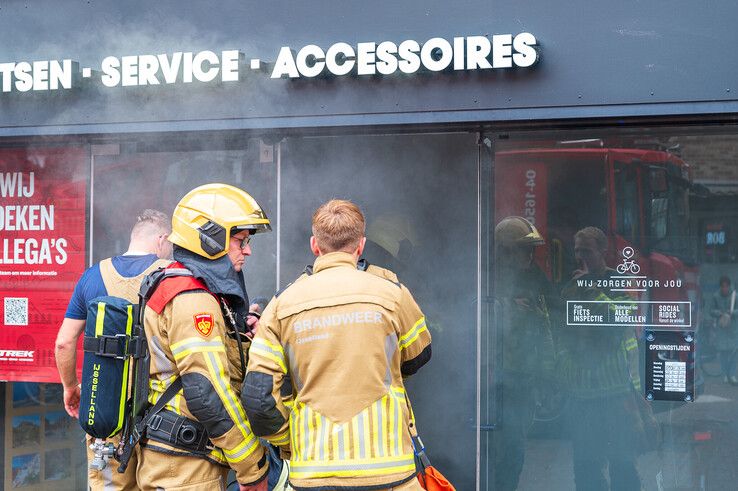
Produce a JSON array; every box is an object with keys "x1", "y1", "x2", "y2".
[
  {"x1": 492, "y1": 216, "x2": 555, "y2": 491},
  {"x1": 364, "y1": 214, "x2": 418, "y2": 276},
  {"x1": 135, "y1": 183, "x2": 270, "y2": 491},
  {"x1": 243, "y1": 199, "x2": 431, "y2": 491}
]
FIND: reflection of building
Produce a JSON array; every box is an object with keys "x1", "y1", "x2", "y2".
[
  {"x1": 44, "y1": 413, "x2": 71, "y2": 440},
  {"x1": 3, "y1": 384, "x2": 87, "y2": 489},
  {"x1": 44, "y1": 450, "x2": 71, "y2": 481},
  {"x1": 12, "y1": 420, "x2": 40, "y2": 448},
  {"x1": 12, "y1": 454, "x2": 41, "y2": 487}
]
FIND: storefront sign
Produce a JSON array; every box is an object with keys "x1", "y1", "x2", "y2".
[
  {"x1": 0, "y1": 32, "x2": 538, "y2": 92},
  {"x1": 644, "y1": 330, "x2": 695, "y2": 402},
  {"x1": 0, "y1": 148, "x2": 86, "y2": 382}
]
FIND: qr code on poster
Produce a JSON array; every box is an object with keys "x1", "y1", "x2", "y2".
[{"x1": 4, "y1": 297, "x2": 28, "y2": 326}]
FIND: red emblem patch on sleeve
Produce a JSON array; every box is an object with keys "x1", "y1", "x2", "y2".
[{"x1": 193, "y1": 313, "x2": 214, "y2": 337}]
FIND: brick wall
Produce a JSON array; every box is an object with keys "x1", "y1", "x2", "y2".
[{"x1": 674, "y1": 135, "x2": 738, "y2": 183}]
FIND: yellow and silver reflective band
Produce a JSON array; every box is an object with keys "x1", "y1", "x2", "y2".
[
  {"x1": 303, "y1": 400, "x2": 311, "y2": 461},
  {"x1": 223, "y1": 431, "x2": 261, "y2": 463},
  {"x1": 292, "y1": 390, "x2": 407, "y2": 464},
  {"x1": 267, "y1": 430, "x2": 290, "y2": 447},
  {"x1": 149, "y1": 375, "x2": 184, "y2": 413},
  {"x1": 398, "y1": 317, "x2": 427, "y2": 351},
  {"x1": 202, "y1": 351, "x2": 257, "y2": 446},
  {"x1": 317, "y1": 412, "x2": 327, "y2": 461},
  {"x1": 250, "y1": 338, "x2": 287, "y2": 373},
  {"x1": 209, "y1": 447, "x2": 227, "y2": 465},
  {"x1": 171, "y1": 337, "x2": 225, "y2": 361},
  {"x1": 290, "y1": 403, "x2": 299, "y2": 459},
  {"x1": 290, "y1": 455, "x2": 416, "y2": 479},
  {"x1": 624, "y1": 337, "x2": 638, "y2": 352},
  {"x1": 373, "y1": 397, "x2": 384, "y2": 458},
  {"x1": 109, "y1": 304, "x2": 134, "y2": 437},
  {"x1": 388, "y1": 389, "x2": 400, "y2": 455}
]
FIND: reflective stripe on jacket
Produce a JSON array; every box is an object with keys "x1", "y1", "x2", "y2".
[
  {"x1": 143, "y1": 280, "x2": 267, "y2": 485},
  {"x1": 245, "y1": 252, "x2": 431, "y2": 490}
]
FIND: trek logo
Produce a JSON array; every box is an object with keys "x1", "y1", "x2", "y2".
[
  {"x1": 0, "y1": 349, "x2": 34, "y2": 361},
  {"x1": 194, "y1": 313, "x2": 214, "y2": 337}
]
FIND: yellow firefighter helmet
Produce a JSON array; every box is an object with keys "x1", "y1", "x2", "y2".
[
  {"x1": 168, "y1": 183, "x2": 271, "y2": 259},
  {"x1": 366, "y1": 214, "x2": 418, "y2": 265},
  {"x1": 495, "y1": 216, "x2": 545, "y2": 248}
]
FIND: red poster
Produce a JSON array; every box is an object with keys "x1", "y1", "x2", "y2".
[{"x1": 0, "y1": 148, "x2": 87, "y2": 382}]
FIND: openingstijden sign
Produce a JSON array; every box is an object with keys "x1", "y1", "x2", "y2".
[
  {"x1": 0, "y1": 148, "x2": 86, "y2": 382},
  {"x1": 0, "y1": 33, "x2": 538, "y2": 92}
]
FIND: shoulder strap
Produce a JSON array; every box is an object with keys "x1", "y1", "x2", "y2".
[
  {"x1": 101, "y1": 257, "x2": 172, "y2": 303},
  {"x1": 146, "y1": 263, "x2": 211, "y2": 314},
  {"x1": 140, "y1": 376, "x2": 182, "y2": 431},
  {"x1": 98, "y1": 258, "x2": 117, "y2": 296},
  {"x1": 117, "y1": 376, "x2": 182, "y2": 473},
  {"x1": 404, "y1": 391, "x2": 431, "y2": 472}
]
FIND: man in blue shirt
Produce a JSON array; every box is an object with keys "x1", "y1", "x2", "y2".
[{"x1": 55, "y1": 209, "x2": 172, "y2": 491}]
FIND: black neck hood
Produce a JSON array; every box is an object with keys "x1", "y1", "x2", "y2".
[{"x1": 173, "y1": 245, "x2": 250, "y2": 315}]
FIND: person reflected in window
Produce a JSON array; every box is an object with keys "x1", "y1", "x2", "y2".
[
  {"x1": 709, "y1": 275, "x2": 738, "y2": 384},
  {"x1": 558, "y1": 226, "x2": 644, "y2": 491},
  {"x1": 492, "y1": 216, "x2": 555, "y2": 491}
]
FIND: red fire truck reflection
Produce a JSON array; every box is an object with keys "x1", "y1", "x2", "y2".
[{"x1": 494, "y1": 143, "x2": 701, "y2": 329}]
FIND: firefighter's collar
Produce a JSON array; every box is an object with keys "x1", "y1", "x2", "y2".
[
  {"x1": 172, "y1": 245, "x2": 247, "y2": 300},
  {"x1": 313, "y1": 251, "x2": 358, "y2": 274}
]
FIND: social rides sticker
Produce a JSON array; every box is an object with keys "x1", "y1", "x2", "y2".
[{"x1": 194, "y1": 313, "x2": 214, "y2": 337}]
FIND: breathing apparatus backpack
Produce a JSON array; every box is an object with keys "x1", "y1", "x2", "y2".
[
  {"x1": 79, "y1": 296, "x2": 141, "y2": 438},
  {"x1": 76, "y1": 262, "x2": 206, "y2": 472},
  {"x1": 79, "y1": 260, "x2": 253, "y2": 473}
]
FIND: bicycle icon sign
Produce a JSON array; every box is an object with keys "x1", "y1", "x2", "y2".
[{"x1": 617, "y1": 246, "x2": 641, "y2": 274}]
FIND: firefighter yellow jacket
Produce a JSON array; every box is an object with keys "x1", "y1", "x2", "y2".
[
  {"x1": 244, "y1": 252, "x2": 432, "y2": 490},
  {"x1": 143, "y1": 286, "x2": 268, "y2": 485}
]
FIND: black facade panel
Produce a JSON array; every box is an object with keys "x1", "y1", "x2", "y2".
[{"x1": 0, "y1": 0, "x2": 736, "y2": 134}]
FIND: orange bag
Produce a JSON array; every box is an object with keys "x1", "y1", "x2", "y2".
[
  {"x1": 413, "y1": 434, "x2": 456, "y2": 491},
  {"x1": 417, "y1": 464, "x2": 455, "y2": 491}
]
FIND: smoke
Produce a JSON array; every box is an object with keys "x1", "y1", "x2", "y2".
[
  {"x1": 279, "y1": 132, "x2": 479, "y2": 488},
  {"x1": 86, "y1": 131, "x2": 481, "y2": 491}
]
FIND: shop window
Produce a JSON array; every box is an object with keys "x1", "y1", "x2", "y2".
[
  {"x1": 92, "y1": 141, "x2": 279, "y2": 298},
  {"x1": 485, "y1": 127, "x2": 738, "y2": 491},
  {"x1": 4, "y1": 382, "x2": 86, "y2": 489},
  {"x1": 280, "y1": 133, "x2": 479, "y2": 490}
]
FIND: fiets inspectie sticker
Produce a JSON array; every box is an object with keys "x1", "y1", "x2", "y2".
[{"x1": 567, "y1": 301, "x2": 691, "y2": 327}]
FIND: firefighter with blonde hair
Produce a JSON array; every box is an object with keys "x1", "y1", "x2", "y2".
[{"x1": 243, "y1": 199, "x2": 432, "y2": 490}]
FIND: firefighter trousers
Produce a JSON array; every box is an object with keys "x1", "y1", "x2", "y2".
[{"x1": 135, "y1": 446, "x2": 229, "y2": 491}]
